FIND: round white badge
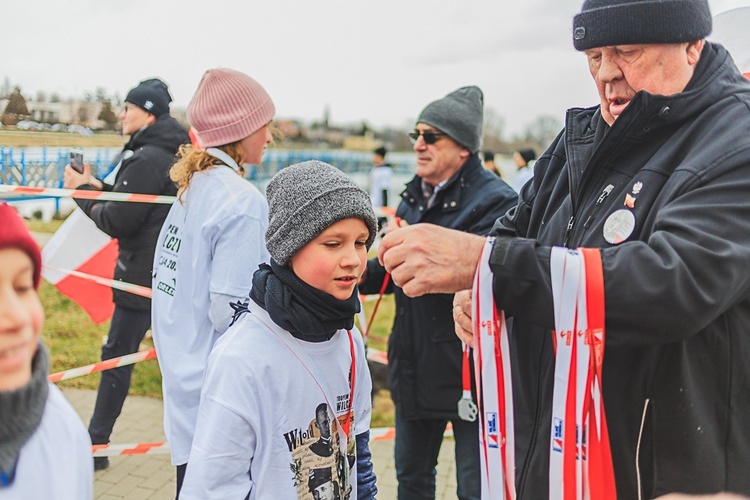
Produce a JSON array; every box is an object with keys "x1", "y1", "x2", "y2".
[{"x1": 603, "y1": 209, "x2": 635, "y2": 245}]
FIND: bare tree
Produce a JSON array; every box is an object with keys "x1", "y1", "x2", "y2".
[{"x1": 519, "y1": 114, "x2": 563, "y2": 151}]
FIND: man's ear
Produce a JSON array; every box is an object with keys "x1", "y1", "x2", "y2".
[
  {"x1": 460, "y1": 148, "x2": 471, "y2": 159},
  {"x1": 146, "y1": 113, "x2": 157, "y2": 126},
  {"x1": 686, "y1": 39, "x2": 705, "y2": 67}
]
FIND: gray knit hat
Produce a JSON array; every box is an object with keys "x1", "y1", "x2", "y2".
[
  {"x1": 417, "y1": 86, "x2": 483, "y2": 153},
  {"x1": 265, "y1": 160, "x2": 378, "y2": 266},
  {"x1": 573, "y1": 0, "x2": 712, "y2": 51}
]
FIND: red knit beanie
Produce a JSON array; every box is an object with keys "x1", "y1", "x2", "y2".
[
  {"x1": 187, "y1": 68, "x2": 276, "y2": 148},
  {"x1": 0, "y1": 203, "x2": 42, "y2": 289}
]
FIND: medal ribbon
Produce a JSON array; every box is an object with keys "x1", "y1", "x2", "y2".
[
  {"x1": 472, "y1": 237, "x2": 516, "y2": 499},
  {"x1": 549, "y1": 247, "x2": 616, "y2": 500}
]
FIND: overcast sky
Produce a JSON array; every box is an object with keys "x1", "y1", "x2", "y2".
[{"x1": 3, "y1": 0, "x2": 747, "y2": 137}]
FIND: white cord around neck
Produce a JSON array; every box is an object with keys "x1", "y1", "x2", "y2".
[{"x1": 205, "y1": 147, "x2": 241, "y2": 173}]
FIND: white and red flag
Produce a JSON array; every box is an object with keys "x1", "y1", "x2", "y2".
[{"x1": 41, "y1": 208, "x2": 118, "y2": 324}]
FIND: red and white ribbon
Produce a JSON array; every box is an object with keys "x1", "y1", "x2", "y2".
[
  {"x1": 43, "y1": 264, "x2": 152, "y2": 298},
  {"x1": 472, "y1": 237, "x2": 515, "y2": 499},
  {"x1": 92, "y1": 442, "x2": 169, "y2": 457},
  {"x1": 549, "y1": 247, "x2": 615, "y2": 500},
  {"x1": 49, "y1": 348, "x2": 157, "y2": 383},
  {"x1": 0, "y1": 184, "x2": 176, "y2": 204}
]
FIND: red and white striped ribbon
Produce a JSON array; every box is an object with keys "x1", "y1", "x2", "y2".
[
  {"x1": 92, "y1": 442, "x2": 170, "y2": 457},
  {"x1": 43, "y1": 264, "x2": 152, "y2": 298},
  {"x1": 49, "y1": 348, "x2": 157, "y2": 382},
  {"x1": 0, "y1": 184, "x2": 177, "y2": 204},
  {"x1": 473, "y1": 237, "x2": 515, "y2": 499},
  {"x1": 549, "y1": 247, "x2": 615, "y2": 500}
]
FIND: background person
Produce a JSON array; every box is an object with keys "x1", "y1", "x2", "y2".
[
  {"x1": 369, "y1": 145, "x2": 393, "y2": 228},
  {"x1": 510, "y1": 147, "x2": 536, "y2": 192},
  {"x1": 63, "y1": 77, "x2": 189, "y2": 471},
  {"x1": 0, "y1": 203, "x2": 93, "y2": 499},
  {"x1": 181, "y1": 161, "x2": 377, "y2": 499},
  {"x1": 482, "y1": 150, "x2": 501, "y2": 177},
  {"x1": 358, "y1": 86, "x2": 516, "y2": 500},
  {"x1": 151, "y1": 68, "x2": 274, "y2": 496},
  {"x1": 378, "y1": 0, "x2": 750, "y2": 497}
]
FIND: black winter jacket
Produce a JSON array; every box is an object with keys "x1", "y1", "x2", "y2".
[
  {"x1": 360, "y1": 154, "x2": 517, "y2": 419},
  {"x1": 489, "y1": 43, "x2": 750, "y2": 498},
  {"x1": 76, "y1": 114, "x2": 189, "y2": 310}
]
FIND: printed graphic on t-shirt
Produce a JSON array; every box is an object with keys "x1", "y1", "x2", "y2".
[
  {"x1": 155, "y1": 222, "x2": 181, "y2": 296},
  {"x1": 284, "y1": 402, "x2": 355, "y2": 499}
]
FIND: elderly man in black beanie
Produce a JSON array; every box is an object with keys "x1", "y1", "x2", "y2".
[
  {"x1": 64, "y1": 77, "x2": 189, "y2": 471},
  {"x1": 377, "y1": 0, "x2": 750, "y2": 498},
  {"x1": 359, "y1": 87, "x2": 516, "y2": 500}
]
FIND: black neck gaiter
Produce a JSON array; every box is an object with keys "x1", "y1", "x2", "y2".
[{"x1": 249, "y1": 260, "x2": 360, "y2": 342}]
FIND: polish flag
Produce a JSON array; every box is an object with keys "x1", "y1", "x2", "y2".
[
  {"x1": 41, "y1": 208, "x2": 118, "y2": 324},
  {"x1": 711, "y1": 3, "x2": 750, "y2": 79}
]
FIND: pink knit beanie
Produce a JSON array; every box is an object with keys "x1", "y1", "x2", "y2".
[{"x1": 187, "y1": 68, "x2": 276, "y2": 148}]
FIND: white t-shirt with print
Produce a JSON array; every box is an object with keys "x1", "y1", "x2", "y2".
[
  {"x1": 1, "y1": 385, "x2": 92, "y2": 500},
  {"x1": 181, "y1": 306, "x2": 372, "y2": 500},
  {"x1": 151, "y1": 165, "x2": 269, "y2": 465}
]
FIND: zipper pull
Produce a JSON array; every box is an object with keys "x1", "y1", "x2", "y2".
[
  {"x1": 563, "y1": 215, "x2": 575, "y2": 247},
  {"x1": 583, "y1": 184, "x2": 615, "y2": 229}
]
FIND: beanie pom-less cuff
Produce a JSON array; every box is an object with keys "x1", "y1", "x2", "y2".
[
  {"x1": 194, "y1": 97, "x2": 275, "y2": 148},
  {"x1": 573, "y1": 0, "x2": 712, "y2": 51}
]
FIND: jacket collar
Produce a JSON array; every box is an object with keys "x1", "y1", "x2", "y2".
[{"x1": 402, "y1": 153, "x2": 482, "y2": 214}]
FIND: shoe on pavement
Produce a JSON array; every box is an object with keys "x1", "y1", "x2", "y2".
[{"x1": 94, "y1": 456, "x2": 109, "y2": 471}]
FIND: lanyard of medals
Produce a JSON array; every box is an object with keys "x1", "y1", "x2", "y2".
[
  {"x1": 549, "y1": 247, "x2": 615, "y2": 500},
  {"x1": 471, "y1": 236, "x2": 516, "y2": 499},
  {"x1": 254, "y1": 313, "x2": 357, "y2": 451}
]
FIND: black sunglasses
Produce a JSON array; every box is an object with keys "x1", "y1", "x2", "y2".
[{"x1": 408, "y1": 130, "x2": 448, "y2": 145}]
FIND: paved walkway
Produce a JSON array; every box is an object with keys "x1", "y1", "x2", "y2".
[{"x1": 62, "y1": 389, "x2": 459, "y2": 499}]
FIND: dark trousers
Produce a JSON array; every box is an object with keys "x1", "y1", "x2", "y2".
[
  {"x1": 394, "y1": 408, "x2": 481, "y2": 500},
  {"x1": 88, "y1": 305, "x2": 151, "y2": 445}
]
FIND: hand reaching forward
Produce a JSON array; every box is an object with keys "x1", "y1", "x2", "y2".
[{"x1": 377, "y1": 223, "x2": 485, "y2": 298}]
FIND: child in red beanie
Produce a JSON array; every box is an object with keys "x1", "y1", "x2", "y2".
[{"x1": 0, "y1": 203, "x2": 92, "y2": 498}]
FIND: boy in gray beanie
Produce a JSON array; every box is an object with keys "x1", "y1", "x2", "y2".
[{"x1": 181, "y1": 161, "x2": 378, "y2": 499}]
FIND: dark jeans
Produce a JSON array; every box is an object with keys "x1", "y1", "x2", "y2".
[
  {"x1": 394, "y1": 408, "x2": 480, "y2": 500},
  {"x1": 176, "y1": 463, "x2": 187, "y2": 499},
  {"x1": 88, "y1": 305, "x2": 151, "y2": 445}
]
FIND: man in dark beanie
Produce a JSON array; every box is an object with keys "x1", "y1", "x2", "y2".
[
  {"x1": 63, "y1": 77, "x2": 189, "y2": 471},
  {"x1": 376, "y1": 0, "x2": 750, "y2": 498},
  {"x1": 359, "y1": 87, "x2": 516, "y2": 500}
]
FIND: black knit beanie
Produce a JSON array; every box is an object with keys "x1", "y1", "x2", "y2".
[
  {"x1": 125, "y1": 78, "x2": 172, "y2": 117},
  {"x1": 573, "y1": 0, "x2": 712, "y2": 51}
]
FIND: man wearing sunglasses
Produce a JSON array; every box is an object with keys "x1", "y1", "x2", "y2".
[
  {"x1": 359, "y1": 86, "x2": 516, "y2": 500},
  {"x1": 377, "y1": 0, "x2": 750, "y2": 498}
]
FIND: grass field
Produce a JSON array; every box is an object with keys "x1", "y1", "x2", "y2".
[
  {"x1": 0, "y1": 129, "x2": 126, "y2": 148},
  {"x1": 29, "y1": 219, "x2": 397, "y2": 427}
]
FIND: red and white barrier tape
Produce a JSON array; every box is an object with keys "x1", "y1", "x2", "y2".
[
  {"x1": 90, "y1": 424, "x2": 452, "y2": 458},
  {"x1": 49, "y1": 348, "x2": 157, "y2": 382},
  {"x1": 0, "y1": 185, "x2": 176, "y2": 204},
  {"x1": 43, "y1": 264, "x2": 152, "y2": 298},
  {"x1": 92, "y1": 442, "x2": 170, "y2": 457}
]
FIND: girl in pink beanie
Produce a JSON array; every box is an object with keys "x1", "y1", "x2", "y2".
[{"x1": 151, "y1": 68, "x2": 275, "y2": 495}]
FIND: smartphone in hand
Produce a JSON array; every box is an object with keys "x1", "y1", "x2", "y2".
[{"x1": 69, "y1": 150, "x2": 84, "y2": 174}]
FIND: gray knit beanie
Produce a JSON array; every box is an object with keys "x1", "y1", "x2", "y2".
[
  {"x1": 417, "y1": 86, "x2": 483, "y2": 153},
  {"x1": 265, "y1": 160, "x2": 378, "y2": 266},
  {"x1": 573, "y1": 0, "x2": 712, "y2": 51}
]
